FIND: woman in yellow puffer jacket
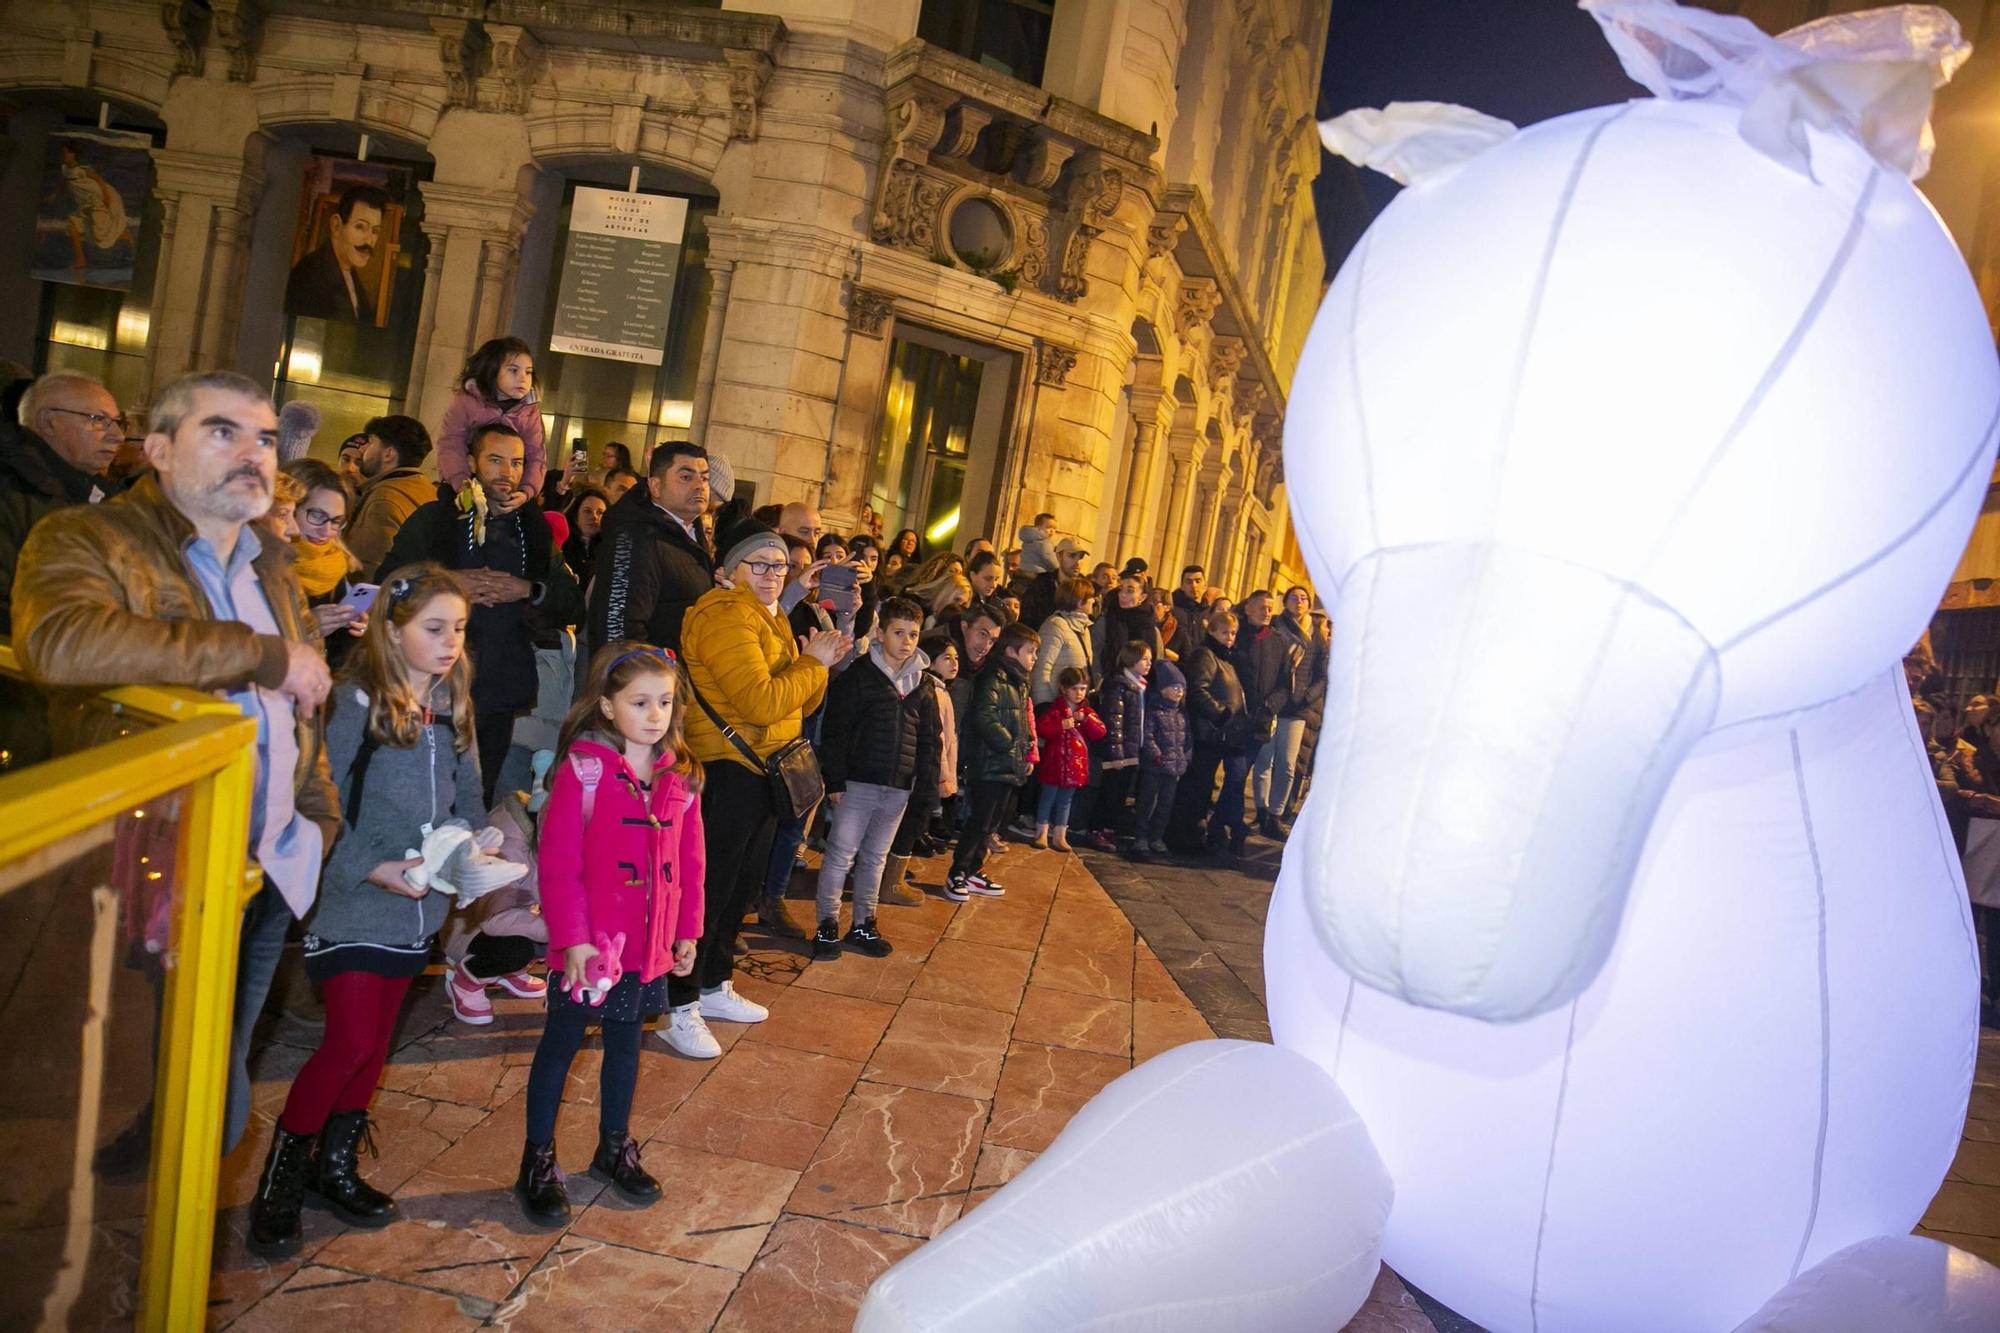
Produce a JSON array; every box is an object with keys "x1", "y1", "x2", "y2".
[{"x1": 659, "y1": 516, "x2": 850, "y2": 1058}]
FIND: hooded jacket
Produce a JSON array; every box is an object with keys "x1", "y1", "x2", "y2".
[
  {"x1": 1035, "y1": 694, "x2": 1106, "y2": 789},
  {"x1": 1097, "y1": 668, "x2": 1147, "y2": 767},
  {"x1": 1029, "y1": 608, "x2": 1096, "y2": 704},
  {"x1": 966, "y1": 652, "x2": 1035, "y2": 785},
  {"x1": 1272, "y1": 613, "x2": 1327, "y2": 720},
  {"x1": 1016, "y1": 523, "x2": 1058, "y2": 576},
  {"x1": 536, "y1": 736, "x2": 706, "y2": 982},
  {"x1": 821, "y1": 645, "x2": 940, "y2": 800},
  {"x1": 680, "y1": 581, "x2": 828, "y2": 773},
  {"x1": 1141, "y1": 663, "x2": 1192, "y2": 777},
  {"x1": 436, "y1": 386, "x2": 547, "y2": 499},
  {"x1": 588, "y1": 483, "x2": 715, "y2": 655},
  {"x1": 347, "y1": 466, "x2": 437, "y2": 573},
  {"x1": 309, "y1": 683, "x2": 481, "y2": 952}
]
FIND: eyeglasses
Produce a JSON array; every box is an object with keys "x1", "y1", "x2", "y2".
[
  {"x1": 47, "y1": 407, "x2": 123, "y2": 434},
  {"x1": 743, "y1": 560, "x2": 788, "y2": 577},
  {"x1": 301, "y1": 506, "x2": 344, "y2": 528}
]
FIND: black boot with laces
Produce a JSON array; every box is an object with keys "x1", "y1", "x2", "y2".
[
  {"x1": 310, "y1": 1110, "x2": 397, "y2": 1227},
  {"x1": 590, "y1": 1129, "x2": 662, "y2": 1204},
  {"x1": 247, "y1": 1125, "x2": 315, "y2": 1258},
  {"x1": 843, "y1": 918, "x2": 893, "y2": 957},
  {"x1": 516, "y1": 1139, "x2": 570, "y2": 1226}
]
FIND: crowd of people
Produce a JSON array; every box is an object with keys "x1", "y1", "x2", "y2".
[
  {"x1": 0, "y1": 348, "x2": 1330, "y2": 1257},
  {"x1": 1910, "y1": 641, "x2": 2000, "y2": 1029}
]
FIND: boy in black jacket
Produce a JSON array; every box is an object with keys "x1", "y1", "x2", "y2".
[{"x1": 813, "y1": 597, "x2": 939, "y2": 957}]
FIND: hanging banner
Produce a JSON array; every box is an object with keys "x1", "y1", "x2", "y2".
[
  {"x1": 33, "y1": 128, "x2": 151, "y2": 291},
  {"x1": 549, "y1": 187, "x2": 688, "y2": 365},
  {"x1": 284, "y1": 154, "x2": 415, "y2": 327}
]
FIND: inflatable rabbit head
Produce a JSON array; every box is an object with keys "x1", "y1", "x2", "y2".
[{"x1": 1288, "y1": 1, "x2": 1997, "y2": 1020}]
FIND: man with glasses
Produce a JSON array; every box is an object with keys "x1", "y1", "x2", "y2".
[{"x1": 0, "y1": 370, "x2": 122, "y2": 635}]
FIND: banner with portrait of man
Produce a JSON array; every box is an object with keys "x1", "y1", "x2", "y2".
[
  {"x1": 284, "y1": 155, "x2": 414, "y2": 326},
  {"x1": 32, "y1": 128, "x2": 152, "y2": 291}
]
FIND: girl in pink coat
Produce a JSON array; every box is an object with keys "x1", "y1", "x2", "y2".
[
  {"x1": 517, "y1": 641, "x2": 704, "y2": 1225},
  {"x1": 436, "y1": 336, "x2": 547, "y2": 503}
]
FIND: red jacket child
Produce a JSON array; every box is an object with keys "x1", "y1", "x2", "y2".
[
  {"x1": 1035, "y1": 695, "x2": 1107, "y2": 789},
  {"x1": 537, "y1": 736, "x2": 705, "y2": 982}
]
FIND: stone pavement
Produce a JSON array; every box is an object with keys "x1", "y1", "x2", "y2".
[
  {"x1": 1079, "y1": 834, "x2": 2000, "y2": 1332},
  {"x1": 206, "y1": 841, "x2": 1227, "y2": 1331}
]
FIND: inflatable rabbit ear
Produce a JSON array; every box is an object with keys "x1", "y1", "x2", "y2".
[
  {"x1": 1318, "y1": 103, "x2": 1517, "y2": 186},
  {"x1": 1581, "y1": 0, "x2": 1971, "y2": 179}
]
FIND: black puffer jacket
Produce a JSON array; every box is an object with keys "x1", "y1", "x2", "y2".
[
  {"x1": 820, "y1": 648, "x2": 941, "y2": 803},
  {"x1": 587, "y1": 485, "x2": 714, "y2": 655},
  {"x1": 1183, "y1": 636, "x2": 1247, "y2": 749}
]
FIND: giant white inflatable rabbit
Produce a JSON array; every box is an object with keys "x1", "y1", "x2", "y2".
[{"x1": 859, "y1": 4, "x2": 2000, "y2": 1329}]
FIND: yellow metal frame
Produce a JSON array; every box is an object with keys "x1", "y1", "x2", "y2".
[{"x1": 0, "y1": 644, "x2": 258, "y2": 1332}]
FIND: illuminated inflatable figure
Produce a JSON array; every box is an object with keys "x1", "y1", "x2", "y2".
[{"x1": 860, "y1": 4, "x2": 2000, "y2": 1329}]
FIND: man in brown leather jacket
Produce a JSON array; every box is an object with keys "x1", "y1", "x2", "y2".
[{"x1": 12, "y1": 369, "x2": 340, "y2": 1154}]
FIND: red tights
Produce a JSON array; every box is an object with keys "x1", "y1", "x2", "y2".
[{"x1": 278, "y1": 971, "x2": 412, "y2": 1136}]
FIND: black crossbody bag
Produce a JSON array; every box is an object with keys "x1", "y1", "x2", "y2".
[{"x1": 687, "y1": 677, "x2": 824, "y2": 819}]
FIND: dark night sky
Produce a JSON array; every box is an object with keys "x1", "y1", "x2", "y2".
[{"x1": 1313, "y1": 0, "x2": 1648, "y2": 275}]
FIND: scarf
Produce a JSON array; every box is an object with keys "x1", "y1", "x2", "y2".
[{"x1": 291, "y1": 534, "x2": 355, "y2": 597}]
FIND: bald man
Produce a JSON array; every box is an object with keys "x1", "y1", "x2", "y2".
[{"x1": 777, "y1": 501, "x2": 823, "y2": 548}]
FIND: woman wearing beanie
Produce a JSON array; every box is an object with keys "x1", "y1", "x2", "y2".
[{"x1": 662, "y1": 517, "x2": 851, "y2": 1058}]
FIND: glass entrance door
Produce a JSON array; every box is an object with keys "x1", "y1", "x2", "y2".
[{"x1": 869, "y1": 329, "x2": 1015, "y2": 553}]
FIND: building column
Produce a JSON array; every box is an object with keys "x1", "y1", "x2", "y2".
[
  {"x1": 1215, "y1": 481, "x2": 1245, "y2": 592},
  {"x1": 1159, "y1": 449, "x2": 1194, "y2": 573},
  {"x1": 147, "y1": 145, "x2": 269, "y2": 391},
  {"x1": 1188, "y1": 460, "x2": 1223, "y2": 578},
  {"x1": 690, "y1": 255, "x2": 735, "y2": 446},
  {"x1": 408, "y1": 180, "x2": 535, "y2": 431},
  {"x1": 1117, "y1": 402, "x2": 1163, "y2": 564}
]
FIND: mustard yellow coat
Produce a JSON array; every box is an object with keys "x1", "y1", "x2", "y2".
[{"x1": 679, "y1": 582, "x2": 828, "y2": 772}]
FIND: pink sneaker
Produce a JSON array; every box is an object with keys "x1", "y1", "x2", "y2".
[
  {"x1": 491, "y1": 968, "x2": 547, "y2": 1000},
  {"x1": 447, "y1": 962, "x2": 494, "y2": 1025}
]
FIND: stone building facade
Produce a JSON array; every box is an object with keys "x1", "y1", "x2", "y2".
[{"x1": 0, "y1": 0, "x2": 1330, "y2": 597}]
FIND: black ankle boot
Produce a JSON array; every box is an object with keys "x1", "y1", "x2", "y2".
[
  {"x1": 516, "y1": 1139, "x2": 570, "y2": 1225},
  {"x1": 309, "y1": 1110, "x2": 397, "y2": 1228},
  {"x1": 590, "y1": 1129, "x2": 661, "y2": 1204},
  {"x1": 247, "y1": 1125, "x2": 316, "y2": 1258}
]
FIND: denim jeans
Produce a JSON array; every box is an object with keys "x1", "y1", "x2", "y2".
[
  {"x1": 816, "y1": 783, "x2": 911, "y2": 921},
  {"x1": 1253, "y1": 717, "x2": 1309, "y2": 817},
  {"x1": 763, "y1": 808, "x2": 810, "y2": 904},
  {"x1": 1134, "y1": 766, "x2": 1179, "y2": 842},
  {"x1": 1210, "y1": 754, "x2": 1251, "y2": 847},
  {"x1": 226, "y1": 879, "x2": 295, "y2": 1152},
  {"x1": 1035, "y1": 784, "x2": 1077, "y2": 829}
]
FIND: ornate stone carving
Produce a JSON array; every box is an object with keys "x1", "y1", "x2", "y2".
[
  {"x1": 1035, "y1": 341, "x2": 1078, "y2": 388},
  {"x1": 1017, "y1": 214, "x2": 1049, "y2": 289},
  {"x1": 1238, "y1": 381, "x2": 1270, "y2": 417},
  {"x1": 210, "y1": 0, "x2": 262, "y2": 82},
  {"x1": 724, "y1": 50, "x2": 772, "y2": 142},
  {"x1": 1208, "y1": 334, "x2": 1246, "y2": 381},
  {"x1": 1178, "y1": 279, "x2": 1223, "y2": 336},
  {"x1": 160, "y1": 0, "x2": 208, "y2": 76},
  {"x1": 1019, "y1": 135, "x2": 1076, "y2": 191},
  {"x1": 1147, "y1": 210, "x2": 1186, "y2": 260},
  {"x1": 433, "y1": 18, "x2": 479, "y2": 111},
  {"x1": 939, "y1": 104, "x2": 993, "y2": 159},
  {"x1": 872, "y1": 161, "x2": 952, "y2": 255},
  {"x1": 483, "y1": 24, "x2": 543, "y2": 116},
  {"x1": 886, "y1": 91, "x2": 950, "y2": 156},
  {"x1": 1049, "y1": 155, "x2": 1124, "y2": 303},
  {"x1": 847, "y1": 287, "x2": 894, "y2": 337}
]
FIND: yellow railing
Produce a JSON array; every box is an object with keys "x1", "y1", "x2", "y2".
[{"x1": 0, "y1": 643, "x2": 258, "y2": 1331}]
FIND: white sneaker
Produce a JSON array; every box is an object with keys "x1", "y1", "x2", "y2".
[
  {"x1": 698, "y1": 980, "x2": 769, "y2": 1024},
  {"x1": 661, "y1": 1004, "x2": 722, "y2": 1059}
]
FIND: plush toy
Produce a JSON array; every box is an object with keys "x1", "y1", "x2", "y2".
[
  {"x1": 402, "y1": 821, "x2": 529, "y2": 901},
  {"x1": 566, "y1": 931, "x2": 624, "y2": 1007}
]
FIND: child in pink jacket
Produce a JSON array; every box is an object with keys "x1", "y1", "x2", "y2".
[
  {"x1": 437, "y1": 336, "x2": 547, "y2": 502},
  {"x1": 517, "y1": 642, "x2": 704, "y2": 1225}
]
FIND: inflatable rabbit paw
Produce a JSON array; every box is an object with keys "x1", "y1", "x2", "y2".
[{"x1": 567, "y1": 931, "x2": 625, "y2": 1007}]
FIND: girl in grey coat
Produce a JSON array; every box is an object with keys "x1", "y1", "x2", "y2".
[{"x1": 251, "y1": 565, "x2": 482, "y2": 1260}]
